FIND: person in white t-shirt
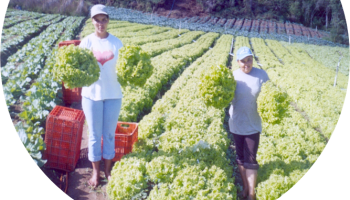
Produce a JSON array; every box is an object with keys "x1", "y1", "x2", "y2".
[
  {"x1": 79, "y1": 4, "x2": 123, "y2": 188},
  {"x1": 229, "y1": 47, "x2": 269, "y2": 200}
]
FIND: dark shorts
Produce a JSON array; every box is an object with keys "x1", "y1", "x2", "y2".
[{"x1": 231, "y1": 132, "x2": 260, "y2": 170}]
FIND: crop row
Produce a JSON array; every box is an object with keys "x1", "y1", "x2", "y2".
[
  {"x1": 285, "y1": 42, "x2": 350, "y2": 76},
  {"x1": 118, "y1": 28, "x2": 189, "y2": 46},
  {"x1": 255, "y1": 82, "x2": 326, "y2": 200},
  {"x1": 119, "y1": 32, "x2": 219, "y2": 122},
  {"x1": 140, "y1": 31, "x2": 204, "y2": 57},
  {"x1": 280, "y1": 41, "x2": 348, "y2": 89},
  {"x1": 2, "y1": 17, "x2": 79, "y2": 113},
  {"x1": 249, "y1": 37, "x2": 346, "y2": 139},
  {"x1": 2, "y1": 11, "x2": 45, "y2": 28},
  {"x1": 107, "y1": 34, "x2": 236, "y2": 200},
  {"x1": 104, "y1": 7, "x2": 343, "y2": 47},
  {"x1": 3, "y1": 11, "x2": 45, "y2": 29},
  {"x1": 1, "y1": 14, "x2": 63, "y2": 65},
  {"x1": 14, "y1": 16, "x2": 85, "y2": 166},
  {"x1": 246, "y1": 38, "x2": 335, "y2": 199},
  {"x1": 81, "y1": 21, "x2": 174, "y2": 39},
  {"x1": 80, "y1": 20, "x2": 134, "y2": 38}
]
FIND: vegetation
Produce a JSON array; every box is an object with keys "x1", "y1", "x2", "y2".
[
  {"x1": 106, "y1": 0, "x2": 348, "y2": 44},
  {"x1": 8, "y1": 0, "x2": 90, "y2": 16},
  {"x1": 2, "y1": 7, "x2": 348, "y2": 200}
]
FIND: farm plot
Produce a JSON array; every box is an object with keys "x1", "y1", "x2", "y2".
[
  {"x1": 276, "y1": 22, "x2": 286, "y2": 34},
  {"x1": 217, "y1": 18, "x2": 227, "y2": 27},
  {"x1": 227, "y1": 36, "x2": 347, "y2": 199},
  {"x1": 107, "y1": 34, "x2": 236, "y2": 200},
  {"x1": 1, "y1": 14, "x2": 85, "y2": 160},
  {"x1": 260, "y1": 20, "x2": 268, "y2": 34},
  {"x1": 233, "y1": 18, "x2": 244, "y2": 30},
  {"x1": 224, "y1": 18, "x2": 236, "y2": 29},
  {"x1": 1, "y1": 14, "x2": 64, "y2": 65},
  {"x1": 118, "y1": 32, "x2": 219, "y2": 122},
  {"x1": 285, "y1": 22, "x2": 294, "y2": 35},
  {"x1": 287, "y1": 42, "x2": 350, "y2": 76},
  {"x1": 292, "y1": 23, "x2": 302, "y2": 36},
  {"x1": 1, "y1": 10, "x2": 348, "y2": 200},
  {"x1": 267, "y1": 20, "x2": 276, "y2": 34},
  {"x1": 3, "y1": 13, "x2": 44, "y2": 29},
  {"x1": 251, "y1": 19, "x2": 260, "y2": 33},
  {"x1": 248, "y1": 37, "x2": 346, "y2": 140},
  {"x1": 104, "y1": 7, "x2": 342, "y2": 46}
]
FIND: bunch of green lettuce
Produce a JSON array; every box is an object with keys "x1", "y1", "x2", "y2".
[
  {"x1": 257, "y1": 81, "x2": 290, "y2": 124},
  {"x1": 53, "y1": 45, "x2": 100, "y2": 89},
  {"x1": 116, "y1": 45, "x2": 153, "y2": 87},
  {"x1": 198, "y1": 64, "x2": 236, "y2": 109}
]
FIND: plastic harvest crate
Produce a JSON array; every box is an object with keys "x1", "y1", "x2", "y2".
[
  {"x1": 58, "y1": 40, "x2": 82, "y2": 106},
  {"x1": 62, "y1": 82, "x2": 82, "y2": 106},
  {"x1": 44, "y1": 105, "x2": 85, "y2": 172},
  {"x1": 102, "y1": 122, "x2": 138, "y2": 162}
]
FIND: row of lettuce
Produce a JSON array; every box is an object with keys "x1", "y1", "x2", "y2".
[
  {"x1": 232, "y1": 35, "x2": 348, "y2": 139},
  {"x1": 1, "y1": 13, "x2": 85, "y2": 166},
  {"x1": 230, "y1": 35, "x2": 347, "y2": 199},
  {"x1": 106, "y1": 34, "x2": 238, "y2": 200}
]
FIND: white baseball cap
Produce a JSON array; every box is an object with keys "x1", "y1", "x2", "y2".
[
  {"x1": 236, "y1": 46, "x2": 253, "y2": 61},
  {"x1": 91, "y1": 4, "x2": 108, "y2": 18}
]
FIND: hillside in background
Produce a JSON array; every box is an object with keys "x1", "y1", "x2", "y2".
[
  {"x1": 6, "y1": 0, "x2": 349, "y2": 44},
  {"x1": 101, "y1": 0, "x2": 349, "y2": 45}
]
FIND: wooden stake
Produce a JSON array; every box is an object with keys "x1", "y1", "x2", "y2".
[
  {"x1": 334, "y1": 52, "x2": 343, "y2": 87},
  {"x1": 230, "y1": 37, "x2": 234, "y2": 54},
  {"x1": 289, "y1": 35, "x2": 291, "y2": 44}
]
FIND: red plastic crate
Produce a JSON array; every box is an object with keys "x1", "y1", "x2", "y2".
[
  {"x1": 62, "y1": 82, "x2": 82, "y2": 106},
  {"x1": 58, "y1": 40, "x2": 82, "y2": 106},
  {"x1": 44, "y1": 106, "x2": 85, "y2": 172},
  {"x1": 102, "y1": 122, "x2": 138, "y2": 162},
  {"x1": 58, "y1": 40, "x2": 81, "y2": 48}
]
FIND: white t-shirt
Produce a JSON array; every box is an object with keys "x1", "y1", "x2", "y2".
[
  {"x1": 229, "y1": 67, "x2": 270, "y2": 135},
  {"x1": 79, "y1": 33, "x2": 123, "y2": 100}
]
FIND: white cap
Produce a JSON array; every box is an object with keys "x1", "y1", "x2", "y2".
[{"x1": 91, "y1": 4, "x2": 108, "y2": 18}]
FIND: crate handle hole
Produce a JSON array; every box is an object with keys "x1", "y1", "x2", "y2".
[{"x1": 121, "y1": 124, "x2": 130, "y2": 128}]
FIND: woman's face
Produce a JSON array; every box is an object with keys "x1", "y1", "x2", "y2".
[
  {"x1": 237, "y1": 56, "x2": 253, "y2": 74},
  {"x1": 92, "y1": 14, "x2": 109, "y2": 34}
]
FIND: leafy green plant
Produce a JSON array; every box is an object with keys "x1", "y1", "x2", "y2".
[
  {"x1": 198, "y1": 64, "x2": 236, "y2": 109},
  {"x1": 257, "y1": 81, "x2": 290, "y2": 124},
  {"x1": 116, "y1": 45, "x2": 153, "y2": 87},
  {"x1": 53, "y1": 44, "x2": 100, "y2": 89}
]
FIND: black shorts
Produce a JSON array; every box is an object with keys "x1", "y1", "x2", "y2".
[{"x1": 231, "y1": 132, "x2": 260, "y2": 170}]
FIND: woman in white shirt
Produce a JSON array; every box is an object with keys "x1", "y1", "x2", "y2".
[{"x1": 80, "y1": 4, "x2": 123, "y2": 188}]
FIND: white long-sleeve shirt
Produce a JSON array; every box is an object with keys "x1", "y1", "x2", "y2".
[{"x1": 79, "y1": 33, "x2": 123, "y2": 100}]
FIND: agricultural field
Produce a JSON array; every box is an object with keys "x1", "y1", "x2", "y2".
[{"x1": 1, "y1": 6, "x2": 349, "y2": 200}]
